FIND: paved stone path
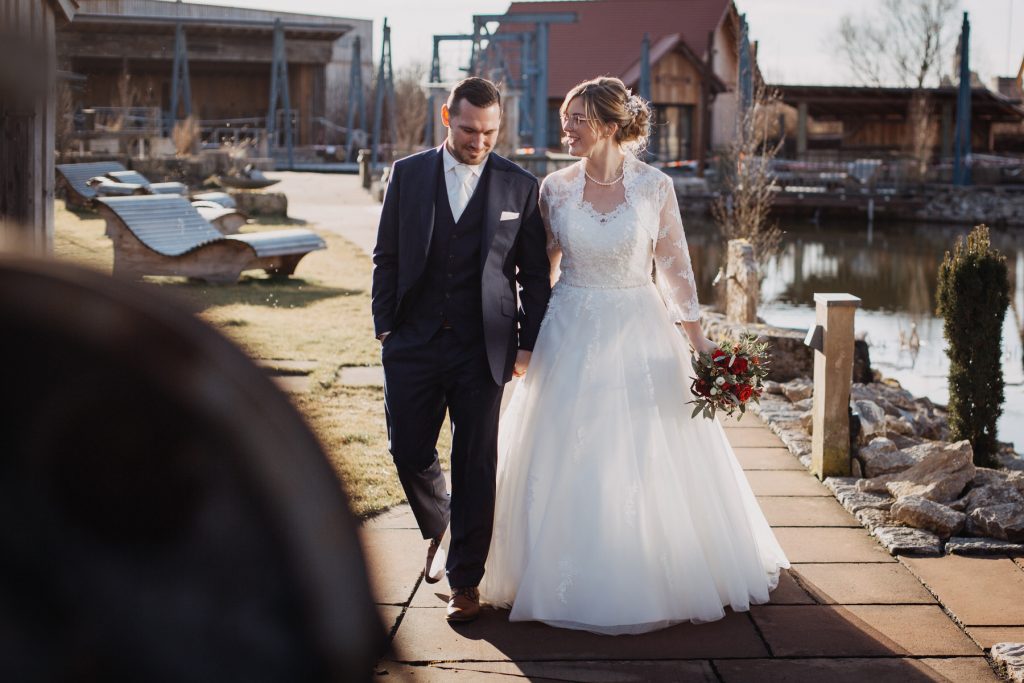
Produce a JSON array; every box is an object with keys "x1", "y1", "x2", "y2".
[
  {"x1": 361, "y1": 414, "x2": 1003, "y2": 682},
  {"x1": 271, "y1": 171, "x2": 1024, "y2": 681}
]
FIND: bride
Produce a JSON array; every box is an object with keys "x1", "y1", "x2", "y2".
[{"x1": 479, "y1": 77, "x2": 789, "y2": 635}]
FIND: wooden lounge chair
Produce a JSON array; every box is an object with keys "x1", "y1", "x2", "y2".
[
  {"x1": 94, "y1": 195, "x2": 325, "y2": 284},
  {"x1": 56, "y1": 162, "x2": 184, "y2": 207},
  {"x1": 56, "y1": 161, "x2": 247, "y2": 234}
]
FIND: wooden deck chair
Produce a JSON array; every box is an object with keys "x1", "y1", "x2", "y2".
[
  {"x1": 57, "y1": 162, "x2": 247, "y2": 234},
  {"x1": 56, "y1": 162, "x2": 138, "y2": 209},
  {"x1": 94, "y1": 195, "x2": 325, "y2": 284},
  {"x1": 105, "y1": 170, "x2": 188, "y2": 196}
]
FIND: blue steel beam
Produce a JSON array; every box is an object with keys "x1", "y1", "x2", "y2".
[
  {"x1": 372, "y1": 18, "x2": 398, "y2": 169},
  {"x1": 168, "y1": 21, "x2": 192, "y2": 134},
  {"x1": 345, "y1": 35, "x2": 365, "y2": 161},
  {"x1": 267, "y1": 19, "x2": 294, "y2": 169},
  {"x1": 954, "y1": 11, "x2": 972, "y2": 186},
  {"x1": 737, "y1": 13, "x2": 753, "y2": 121}
]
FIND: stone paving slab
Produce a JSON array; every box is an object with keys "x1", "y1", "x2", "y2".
[
  {"x1": 719, "y1": 414, "x2": 767, "y2": 428},
  {"x1": 359, "y1": 527, "x2": 425, "y2": 605},
  {"x1": 412, "y1": 570, "x2": 818, "y2": 609},
  {"x1": 378, "y1": 605, "x2": 404, "y2": 637},
  {"x1": 750, "y1": 605, "x2": 981, "y2": 657},
  {"x1": 363, "y1": 504, "x2": 418, "y2": 530},
  {"x1": 744, "y1": 470, "x2": 832, "y2": 497},
  {"x1": 772, "y1": 527, "x2": 896, "y2": 563},
  {"x1": 757, "y1": 495, "x2": 861, "y2": 527},
  {"x1": 901, "y1": 555, "x2": 1024, "y2": 626},
  {"x1": 722, "y1": 428, "x2": 788, "y2": 448},
  {"x1": 714, "y1": 656, "x2": 997, "y2": 682},
  {"x1": 791, "y1": 562, "x2": 937, "y2": 604},
  {"x1": 767, "y1": 569, "x2": 817, "y2": 604},
  {"x1": 430, "y1": 660, "x2": 718, "y2": 681},
  {"x1": 968, "y1": 626, "x2": 1024, "y2": 649},
  {"x1": 389, "y1": 607, "x2": 769, "y2": 662},
  {"x1": 733, "y1": 446, "x2": 805, "y2": 470},
  {"x1": 337, "y1": 365, "x2": 384, "y2": 387}
]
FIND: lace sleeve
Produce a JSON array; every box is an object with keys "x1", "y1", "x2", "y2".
[
  {"x1": 654, "y1": 174, "x2": 700, "y2": 322},
  {"x1": 539, "y1": 176, "x2": 563, "y2": 284}
]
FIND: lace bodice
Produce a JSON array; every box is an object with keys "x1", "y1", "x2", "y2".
[{"x1": 539, "y1": 155, "x2": 701, "y2": 321}]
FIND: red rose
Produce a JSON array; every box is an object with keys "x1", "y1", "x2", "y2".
[
  {"x1": 695, "y1": 379, "x2": 710, "y2": 396},
  {"x1": 712, "y1": 349, "x2": 727, "y2": 363},
  {"x1": 729, "y1": 357, "x2": 749, "y2": 374},
  {"x1": 738, "y1": 385, "x2": 753, "y2": 401},
  {"x1": 721, "y1": 382, "x2": 732, "y2": 393}
]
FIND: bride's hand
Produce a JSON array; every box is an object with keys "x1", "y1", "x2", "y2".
[
  {"x1": 513, "y1": 350, "x2": 532, "y2": 377},
  {"x1": 691, "y1": 336, "x2": 718, "y2": 356}
]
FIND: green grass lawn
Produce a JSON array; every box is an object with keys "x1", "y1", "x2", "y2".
[{"x1": 52, "y1": 202, "x2": 449, "y2": 518}]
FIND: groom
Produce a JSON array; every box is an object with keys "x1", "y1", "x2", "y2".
[{"x1": 371, "y1": 77, "x2": 551, "y2": 622}]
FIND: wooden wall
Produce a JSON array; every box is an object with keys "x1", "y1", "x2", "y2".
[
  {"x1": 651, "y1": 52, "x2": 702, "y2": 105},
  {"x1": 1, "y1": 0, "x2": 69, "y2": 254}
]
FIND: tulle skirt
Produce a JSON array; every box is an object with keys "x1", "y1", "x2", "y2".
[{"x1": 479, "y1": 280, "x2": 790, "y2": 635}]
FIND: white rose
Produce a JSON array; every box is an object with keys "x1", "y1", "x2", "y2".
[{"x1": 715, "y1": 376, "x2": 726, "y2": 386}]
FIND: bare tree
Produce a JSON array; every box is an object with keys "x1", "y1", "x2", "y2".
[
  {"x1": 392, "y1": 62, "x2": 428, "y2": 154},
  {"x1": 836, "y1": 0, "x2": 959, "y2": 88},
  {"x1": 712, "y1": 83, "x2": 783, "y2": 273}
]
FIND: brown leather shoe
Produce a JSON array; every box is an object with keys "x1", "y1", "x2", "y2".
[
  {"x1": 446, "y1": 586, "x2": 480, "y2": 623},
  {"x1": 423, "y1": 534, "x2": 444, "y2": 584}
]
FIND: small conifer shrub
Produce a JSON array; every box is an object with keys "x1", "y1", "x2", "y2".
[{"x1": 935, "y1": 225, "x2": 1010, "y2": 467}]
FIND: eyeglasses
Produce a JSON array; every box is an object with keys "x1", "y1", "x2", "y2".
[{"x1": 559, "y1": 113, "x2": 594, "y2": 128}]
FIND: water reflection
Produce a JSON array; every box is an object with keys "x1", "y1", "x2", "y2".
[{"x1": 683, "y1": 217, "x2": 1024, "y2": 448}]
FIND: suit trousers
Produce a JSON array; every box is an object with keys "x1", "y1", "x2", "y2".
[{"x1": 381, "y1": 324, "x2": 503, "y2": 588}]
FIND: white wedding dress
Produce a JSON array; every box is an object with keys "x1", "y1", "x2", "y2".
[{"x1": 479, "y1": 155, "x2": 789, "y2": 635}]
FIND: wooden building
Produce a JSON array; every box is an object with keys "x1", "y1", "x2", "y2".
[
  {"x1": 57, "y1": 0, "x2": 372, "y2": 147},
  {"x1": 776, "y1": 85, "x2": 1024, "y2": 159},
  {"x1": 502, "y1": 0, "x2": 748, "y2": 166},
  {"x1": 1, "y1": 0, "x2": 77, "y2": 253}
]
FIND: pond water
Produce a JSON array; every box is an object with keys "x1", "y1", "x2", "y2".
[{"x1": 683, "y1": 216, "x2": 1024, "y2": 449}]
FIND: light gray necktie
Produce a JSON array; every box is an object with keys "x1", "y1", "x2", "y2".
[{"x1": 451, "y1": 165, "x2": 473, "y2": 221}]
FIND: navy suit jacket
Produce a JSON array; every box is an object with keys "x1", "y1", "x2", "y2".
[{"x1": 371, "y1": 146, "x2": 551, "y2": 385}]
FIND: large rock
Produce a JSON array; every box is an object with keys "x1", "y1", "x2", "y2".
[
  {"x1": 884, "y1": 415, "x2": 916, "y2": 437},
  {"x1": 858, "y1": 440, "x2": 975, "y2": 503},
  {"x1": 854, "y1": 400, "x2": 887, "y2": 446},
  {"x1": 858, "y1": 437, "x2": 915, "y2": 478},
  {"x1": 967, "y1": 504, "x2": 1024, "y2": 542},
  {"x1": 838, "y1": 489, "x2": 894, "y2": 514},
  {"x1": 781, "y1": 377, "x2": 813, "y2": 403},
  {"x1": 890, "y1": 496, "x2": 966, "y2": 537},
  {"x1": 960, "y1": 481, "x2": 1024, "y2": 513},
  {"x1": 872, "y1": 526, "x2": 942, "y2": 556},
  {"x1": 230, "y1": 190, "x2": 288, "y2": 217},
  {"x1": 991, "y1": 642, "x2": 1024, "y2": 683},
  {"x1": 856, "y1": 507, "x2": 899, "y2": 529},
  {"x1": 946, "y1": 536, "x2": 1024, "y2": 556}
]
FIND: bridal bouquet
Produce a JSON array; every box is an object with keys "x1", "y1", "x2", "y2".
[{"x1": 689, "y1": 333, "x2": 770, "y2": 420}]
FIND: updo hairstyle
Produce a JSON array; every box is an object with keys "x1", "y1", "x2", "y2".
[{"x1": 559, "y1": 76, "x2": 652, "y2": 153}]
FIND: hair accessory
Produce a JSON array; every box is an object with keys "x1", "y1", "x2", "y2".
[{"x1": 625, "y1": 94, "x2": 644, "y2": 117}]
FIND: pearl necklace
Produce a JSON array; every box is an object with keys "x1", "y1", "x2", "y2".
[{"x1": 584, "y1": 163, "x2": 624, "y2": 186}]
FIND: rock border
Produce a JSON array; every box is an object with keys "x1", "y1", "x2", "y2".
[{"x1": 752, "y1": 381, "x2": 1024, "y2": 557}]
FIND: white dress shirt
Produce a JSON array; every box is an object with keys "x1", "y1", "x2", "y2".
[{"x1": 442, "y1": 144, "x2": 487, "y2": 222}]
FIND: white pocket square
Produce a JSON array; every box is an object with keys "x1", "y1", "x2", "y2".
[{"x1": 500, "y1": 211, "x2": 520, "y2": 221}]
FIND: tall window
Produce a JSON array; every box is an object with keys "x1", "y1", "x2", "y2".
[{"x1": 650, "y1": 104, "x2": 694, "y2": 163}]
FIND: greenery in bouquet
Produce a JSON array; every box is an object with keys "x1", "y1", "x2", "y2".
[{"x1": 689, "y1": 333, "x2": 770, "y2": 420}]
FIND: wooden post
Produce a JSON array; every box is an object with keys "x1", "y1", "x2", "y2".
[
  {"x1": 796, "y1": 101, "x2": 808, "y2": 158},
  {"x1": 809, "y1": 293, "x2": 861, "y2": 480},
  {"x1": 725, "y1": 239, "x2": 758, "y2": 323}
]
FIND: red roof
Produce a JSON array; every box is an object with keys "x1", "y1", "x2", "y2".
[{"x1": 502, "y1": 0, "x2": 732, "y2": 98}]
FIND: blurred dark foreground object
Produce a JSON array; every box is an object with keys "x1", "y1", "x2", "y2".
[{"x1": 0, "y1": 257, "x2": 383, "y2": 682}]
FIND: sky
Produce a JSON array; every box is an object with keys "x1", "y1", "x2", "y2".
[{"x1": 191, "y1": 0, "x2": 1023, "y2": 87}]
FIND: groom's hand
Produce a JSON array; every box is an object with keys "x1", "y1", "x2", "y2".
[{"x1": 513, "y1": 350, "x2": 532, "y2": 377}]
